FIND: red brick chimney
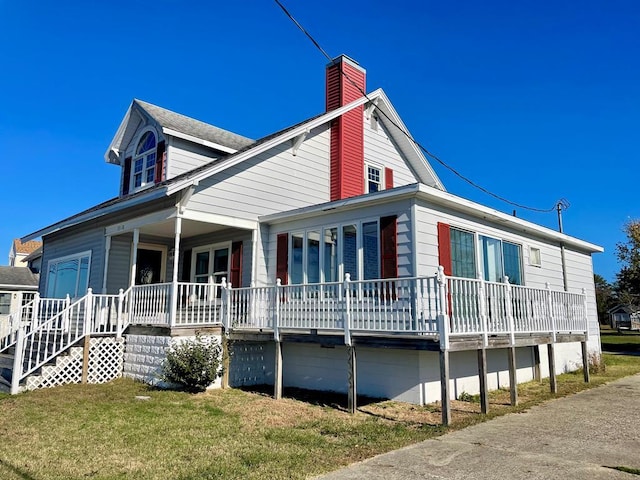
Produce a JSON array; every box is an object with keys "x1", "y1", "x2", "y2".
[{"x1": 326, "y1": 55, "x2": 366, "y2": 201}]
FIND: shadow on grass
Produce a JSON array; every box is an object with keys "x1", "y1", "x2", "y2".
[
  {"x1": 235, "y1": 384, "x2": 383, "y2": 411},
  {"x1": 0, "y1": 458, "x2": 37, "y2": 480}
]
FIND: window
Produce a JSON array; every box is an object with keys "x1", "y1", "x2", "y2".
[
  {"x1": 192, "y1": 244, "x2": 230, "y2": 284},
  {"x1": 366, "y1": 165, "x2": 382, "y2": 193},
  {"x1": 46, "y1": 252, "x2": 91, "y2": 298},
  {"x1": 450, "y1": 228, "x2": 476, "y2": 278},
  {"x1": 479, "y1": 235, "x2": 523, "y2": 285},
  {"x1": 0, "y1": 293, "x2": 11, "y2": 315},
  {"x1": 132, "y1": 131, "x2": 156, "y2": 190},
  {"x1": 279, "y1": 217, "x2": 396, "y2": 285},
  {"x1": 529, "y1": 246, "x2": 542, "y2": 267}
]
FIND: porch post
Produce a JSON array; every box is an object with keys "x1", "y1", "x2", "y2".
[
  {"x1": 130, "y1": 229, "x2": 140, "y2": 288},
  {"x1": 170, "y1": 217, "x2": 182, "y2": 327},
  {"x1": 102, "y1": 236, "x2": 112, "y2": 294}
]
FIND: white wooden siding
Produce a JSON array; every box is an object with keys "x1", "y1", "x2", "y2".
[
  {"x1": 186, "y1": 126, "x2": 331, "y2": 220},
  {"x1": 413, "y1": 200, "x2": 599, "y2": 349},
  {"x1": 167, "y1": 138, "x2": 226, "y2": 179},
  {"x1": 363, "y1": 114, "x2": 418, "y2": 188},
  {"x1": 106, "y1": 235, "x2": 132, "y2": 294},
  {"x1": 265, "y1": 199, "x2": 413, "y2": 283},
  {"x1": 41, "y1": 228, "x2": 106, "y2": 295}
]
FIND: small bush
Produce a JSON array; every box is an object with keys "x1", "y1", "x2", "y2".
[
  {"x1": 457, "y1": 391, "x2": 478, "y2": 403},
  {"x1": 162, "y1": 335, "x2": 222, "y2": 393}
]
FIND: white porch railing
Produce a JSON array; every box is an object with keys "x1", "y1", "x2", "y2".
[{"x1": 1, "y1": 269, "x2": 589, "y2": 394}]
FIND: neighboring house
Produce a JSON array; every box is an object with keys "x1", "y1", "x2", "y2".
[
  {"x1": 8, "y1": 239, "x2": 42, "y2": 268},
  {"x1": 607, "y1": 304, "x2": 637, "y2": 329},
  {"x1": 21, "y1": 246, "x2": 42, "y2": 274},
  {"x1": 0, "y1": 266, "x2": 38, "y2": 339},
  {"x1": 5, "y1": 56, "x2": 602, "y2": 418}
]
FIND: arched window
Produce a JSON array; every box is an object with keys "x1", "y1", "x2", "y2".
[{"x1": 133, "y1": 131, "x2": 157, "y2": 189}]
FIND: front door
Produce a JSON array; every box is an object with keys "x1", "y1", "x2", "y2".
[{"x1": 135, "y1": 246, "x2": 166, "y2": 285}]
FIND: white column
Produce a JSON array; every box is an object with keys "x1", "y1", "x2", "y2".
[
  {"x1": 130, "y1": 229, "x2": 139, "y2": 288},
  {"x1": 170, "y1": 217, "x2": 182, "y2": 327},
  {"x1": 101, "y1": 236, "x2": 112, "y2": 294},
  {"x1": 251, "y1": 227, "x2": 259, "y2": 286}
]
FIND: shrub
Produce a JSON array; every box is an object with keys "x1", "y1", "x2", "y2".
[{"x1": 162, "y1": 335, "x2": 223, "y2": 393}]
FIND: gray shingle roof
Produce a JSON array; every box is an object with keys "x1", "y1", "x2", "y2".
[
  {"x1": 133, "y1": 100, "x2": 254, "y2": 151},
  {"x1": 0, "y1": 267, "x2": 39, "y2": 288}
]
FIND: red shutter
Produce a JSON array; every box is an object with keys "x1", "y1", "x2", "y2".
[
  {"x1": 385, "y1": 168, "x2": 394, "y2": 190},
  {"x1": 437, "y1": 222, "x2": 452, "y2": 276},
  {"x1": 122, "y1": 157, "x2": 132, "y2": 195},
  {"x1": 276, "y1": 233, "x2": 289, "y2": 285},
  {"x1": 380, "y1": 216, "x2": 398, "y2": 279},
  {"x1": 155, "y1": 140, "x2": 166, "y2": 184},
  {"x1": 230, "y1": 241, "x2": 243, "y2": 288}
]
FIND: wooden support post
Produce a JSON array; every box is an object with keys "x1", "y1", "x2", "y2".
[
  {"x1": 581, "y1": 341, "x2": 590, "y2": 383},
  {"x1": 81, "y1": 334, "x2": 91, "y2": 384},
  {"x1": 508, "y1": 347, "x2": 518, "y2": 406},
  {"x1": 347, "y1": 346, "x2": 357, "y2": 414},
  {"x1": 221, "y1": 338, "x2": 230, "y2": 389},
  {"x1": 477, "y1": 348, "x2": 489, "y2": 414},
  {"x1": 533, "y1": 346, "x2": 541, "y2": 382},
  {"x1": 547, "y1": 343, "x2": 557, "y2": 394},
  {"x1": 274, "y1": 340, "x2": 283, "y2": 400},
  {"x1": 440, "y1": 349, "x2": 451, "y2": 426}
]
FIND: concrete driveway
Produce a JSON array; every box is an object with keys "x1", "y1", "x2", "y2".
[{"x1": 317, "y1": 375, "x2": 640, "y2": 479}]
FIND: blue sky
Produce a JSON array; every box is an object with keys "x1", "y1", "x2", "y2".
[{"x1": 1, "y1": 1, "x2": 638, "y2": 282}]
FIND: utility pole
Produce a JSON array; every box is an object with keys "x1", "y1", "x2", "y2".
[{"x1": 557, "y1": 199, "x2": 570, "y2": 292}]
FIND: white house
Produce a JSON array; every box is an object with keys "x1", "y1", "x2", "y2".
[{"x1": 4, "y1": 56, "x2": 602, "y2": 423}]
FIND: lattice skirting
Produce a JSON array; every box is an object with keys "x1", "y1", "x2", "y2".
[{"x1": 25, "y1": 337, "x2": 124, "y2": 391}]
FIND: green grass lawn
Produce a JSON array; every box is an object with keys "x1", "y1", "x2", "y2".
[
  {"x1": 600, "y1": 325, "x2": 640, "y2": 352},
  {"x1": 0, "y1": 352, "x2": 638, "y2": 480}
]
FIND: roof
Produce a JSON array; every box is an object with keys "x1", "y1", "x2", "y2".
[
  {"x1": 0, "y1": 267, "x2": 39, "y2": 289},
  {"x1": 105, "y1": 99, "x2": 254, "y2": 164},
  {"x1": 22, "y1": 246, "x2": 42, "y2": 263},
  {"x1": 25, "y1": 90, "x2": 445, "y2": 242},
  {"x1": 12, "y1": 239, "x2": 42, "y2": 255},
  {"x1": 133, "y1": 100, "x2": 254, "y2": 151},
  {"x1": 260, "y1": 183, "x2": 604, "y2": 254}
]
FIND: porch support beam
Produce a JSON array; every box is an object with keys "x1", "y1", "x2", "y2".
[
  {"x1": 347, "y1": 346, "x2": 357, "y2": 414},
  {"x1": 508, "y1": 347, "x2": 518, "y2": 406},
  {"x1": 533, "y1": 345, "x2": 542, "y2": 382},
  {"x1": 251, "y1": 228, "x2": 259, "y2": 287},
  {"x1": 130, "y1": 229, "x2": 139, "y2": 288},
  {"x1": 101, "y1": 236, "x2": 112, "y2": 294},
  {"x1": 274, "y1": 340, "x2": 283, "y2": 400},
  {"x1": 477, "y1": 348, "x2": 489, "y2": 414},
  {"x1": 440, "y1": 349, "x2": 451, "y2": 426},
  {"x1": 180, "y1": 210, "x2": 258, "y2": 231},
  {"x1": 170, "y1": 217, "x2": 182, "y2": 327},
  {"x1": 581, "y1": 341, "x2": 590, "y2": 383},
  {"x1": 547, "y1": 343, "x2": 557, "y2": 394}
]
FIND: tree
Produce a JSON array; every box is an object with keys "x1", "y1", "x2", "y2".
[
  {"x1": 594, "y1": 274, "x2": 614, "y2": 324},
  {"x1": 615, "y1": 220, "x2": 640, "y2": 303}
]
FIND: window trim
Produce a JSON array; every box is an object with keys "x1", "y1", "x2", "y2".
[
  {"x1": 190, "y1": 242, "x2": 232, "y2": 284},
  {"x1": 45, "y1": 250, "x2": 92, "y2": 299}
]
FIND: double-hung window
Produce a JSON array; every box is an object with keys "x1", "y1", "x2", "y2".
[
  {"x1": 0, "y1": 293, "x2": 11, "y2": 315},
  {"x1": 366, "y1": 165, "x2": 382, "y2": 193},
  {"x1": 46, "y1": 252, "x2": 91, "y2": 298}
]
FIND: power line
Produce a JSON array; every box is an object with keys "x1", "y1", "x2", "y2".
[{"x1": 273, "y1": 0, "x2": 559, "y2": 214}]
